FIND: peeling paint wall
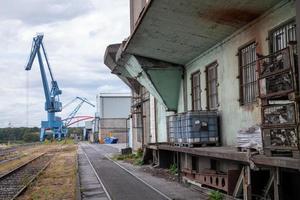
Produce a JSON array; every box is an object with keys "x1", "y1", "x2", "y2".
[
  {"x1": 156, "y1": 101, "x2": 168, "y2": 142},
  {"x1": 180, "y1": 1, "x2": 296, "y2": 146},
  {"x1": 150, "y1": 95, "x2": 156, "y2": 143},
  {"x1": 177, "y1": 81, "x2": 185, "y2": 113}
]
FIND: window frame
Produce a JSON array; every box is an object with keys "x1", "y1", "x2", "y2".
[
  {"x1": 205, "y1": 61, "x2": 219, "y2": 111},
  {"x1": 191, "y1": 70, "x2": 202, "y2": 111},
  {"x1": 238, "y1": 41, "x2": 258, "y2": 105},
  {"x1": 269, "y1": 18, "x2": 297, "y2": 54}
]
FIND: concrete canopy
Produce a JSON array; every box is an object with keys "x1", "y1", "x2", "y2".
[
  {"x1": 119, "y1": 54, "x2": 183, "y2": 111},
  {"x1": 104, "y1": 43, "x2": 183, "y2": 111},
  {"x1": 124, "y1": 0, "x2": 283, "y2": 65},
  {"x1": 104, "y1": 44, "x2": 141, "y2": 93}
]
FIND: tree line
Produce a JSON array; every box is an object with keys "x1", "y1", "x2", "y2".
[
  {"x1": 0, "y1": 127, "x2": 83, "y2": 143},
  {"x1": 0, "y1": 127, "x2": 40, "y2": 143}
]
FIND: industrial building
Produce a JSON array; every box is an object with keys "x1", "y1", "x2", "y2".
[
  {"x1": 104, "y1": 0, "x2": 300, "y2": 199},
  {"x1": 96, "y1": 93, "x2": 131, "y2": 144}
]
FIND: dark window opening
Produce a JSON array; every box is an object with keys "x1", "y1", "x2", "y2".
[
  {"x1": 239, "y1": 42, "x2": 257, "y2": 105},
  {"x1": 270, "y1": 19, "x2": 297, "y2": 53},
  {"x1": 191, "y1": 71, "x2": 201, "y2": 111},
  {"x1": 210, "y1": 159, "x2": 217, "y2": 170},
  {"x1": 192, "y1": 156, "x2": 198, "y2": 172},
  {"x1": 206, "y1": 62, "x2": 218, "y2": 110}
]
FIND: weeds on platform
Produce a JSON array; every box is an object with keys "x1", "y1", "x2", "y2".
[
  {"x1": 208, "y1": 190, "x2": 223, "y2": 200},
  {"x1": 113, "y1": 148, "x2": 144, "y2": 165},
  {"x1": 169, "y1": 163, "x2": 178, "y2": 175}
]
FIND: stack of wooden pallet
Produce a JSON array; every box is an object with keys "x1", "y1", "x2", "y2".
[{"x1": 258, "y1": 46, "x2": 300, "y2": 158}]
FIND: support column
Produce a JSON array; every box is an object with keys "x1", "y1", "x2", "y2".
[
  {"x1": 243, "y1": 166, "x2": 252, "y2": 200},
  {"x1": 183, "y1": 68, "x2": 188, "y2": 112},
  {"x1": 177, "y1": 152, "x2": 181, "y2": 182},
  {"x1": 273, "y1": 167, "x2": 280, "y2": 200}
]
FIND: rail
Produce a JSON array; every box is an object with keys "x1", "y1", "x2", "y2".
[
  {"x1": 0, "y1": 142, "x2": 41, "y2": 164},
  {"x1": 0, "y1": 152, "x2": 52, "y2": 200}
]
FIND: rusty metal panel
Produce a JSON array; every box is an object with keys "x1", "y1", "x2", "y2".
[
  {"x1": 262, "y1": 103, "x2": 296, "y2": 126},
  {"x1": 262, "y1": 127, "x2": 298, "y2": 149},
  {"x1": 258, "y1": 48, "x2": 295, "y2": 98}
]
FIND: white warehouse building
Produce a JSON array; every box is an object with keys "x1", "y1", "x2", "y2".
[{"x1": 96, "y1": 93, "x2": 131, "y2": 144}]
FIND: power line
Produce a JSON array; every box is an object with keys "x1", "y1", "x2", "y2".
[{"x1": 26, "y1": 71, "x2": 29, "y2": 127}]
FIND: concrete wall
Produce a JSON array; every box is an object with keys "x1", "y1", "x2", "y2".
[
  {"x1": 156, "y1": 101, "x2": 168, "y2": 142},
  {"x1": 179, "y1": 1, "x2": 296, "y2": 146},
  {"x1": 130, "y1": 90, "x2": 143, "y2": 151},
  {"x1": 130, "y1": 0, "x2": 148, "y2": 33},
  {"x1": 150, "y1": 95, "x2": 156, "y2": 143},
  {"x1": 99, "y1": 118, "x2": 128, "y2": 143},
  {"x1": 132, "y1": 127, "x2": 142, "y2": 151}
]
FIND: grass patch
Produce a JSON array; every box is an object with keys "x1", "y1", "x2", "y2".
[
  {"x1": 112, "y1": 148, "x2": 144, "y2": 165},
  {"x1": 43, "y1": 138, "x2": 75, "y2": 145},
  {"x1": 208, "y1": 190, "x2": 224, "y2": 200},
  {"x1": 133, "y1": 158, "x2": 144, "y2": 166},
  {"x1": 169, "y1": 163, "x2": 178, "y2": 175},
  {"x1": 18, "y1": 144, "x2": 77, "y2": 200}
]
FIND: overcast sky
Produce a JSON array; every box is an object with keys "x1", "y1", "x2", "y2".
[{"x1": 0, "y1": 0, "x2": 130, "y2": 128}]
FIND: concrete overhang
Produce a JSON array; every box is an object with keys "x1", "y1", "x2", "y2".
[
  {"x1": 104, "y1": 43, "x2": 141, "y2": 93},
  {"x1": 117, "y1": 52, "x2": 183, "y2": 111},
  {"x1": 104, "y1": 43, "x2": 183, "y2": 111},
  {"x1": 124, "y1": 0, "x2": 283, "y2": 65}
]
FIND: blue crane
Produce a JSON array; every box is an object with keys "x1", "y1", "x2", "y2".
[{"x1": 25, "y1": 34, "x2": 64, "y2": 141}]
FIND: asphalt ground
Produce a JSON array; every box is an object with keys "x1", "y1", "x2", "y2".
[
  {"x1": 78, "y1": 147, "x2": 109, "y2": 200},
  {"x1": 80, "y1": 143, "x2": 169, "y2": 200}
]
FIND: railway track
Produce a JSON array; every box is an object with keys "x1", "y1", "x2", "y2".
[
  {"x1": 0, "y1": 152, "x2": 52, "y2": 200},
  {"x1": 0, "y1": 143, "x2": 40, "y2": 164}
]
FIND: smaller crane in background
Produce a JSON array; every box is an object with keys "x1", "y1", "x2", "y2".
[{"x1": 62, "y1": 97, "x2": 95, "y2": 133}]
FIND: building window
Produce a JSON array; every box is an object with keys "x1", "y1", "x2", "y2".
[
  {"x1": 206, "y1": 62, "x2": 218, "y2": 110},
  {"x1": 191, "y1": 71, "x2": 201, "y2": 110},
  {"x1": 239, "y1": 42, "x2": 257, "y2": 105},
  {"x1": 270, "y1": 19, "x2": 297, "y2": 53}
]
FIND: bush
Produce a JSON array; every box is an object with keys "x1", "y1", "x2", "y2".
[
  {"x1": 208, "y1": 190, "x2": 223, "y2": 200},
  {"x1": 134, "y1": 158, "x2": 144, "y2": 166},
  {"x1": 136, "y1": 148, "x2": 143, "y2": 158},
  {"x1": 22, "y1": 132, "x2": 40, "y2": 142},
  {"x1": 169, "y1": 163, "x2": 178, "y2": 175}
]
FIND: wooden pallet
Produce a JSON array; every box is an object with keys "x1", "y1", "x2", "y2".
[{"x1": 264, "y1": 148, "x2": 300, "y2": 159}]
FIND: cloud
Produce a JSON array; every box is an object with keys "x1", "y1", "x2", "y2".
[
  {"x1": 0, "y1": 0, "x2": 130, "y2": 127},
  {"x1": 0, "y1": 0, "x2": 94, "y2": 25}
]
